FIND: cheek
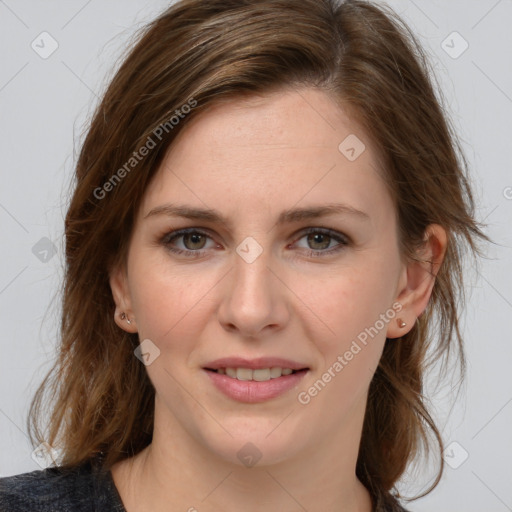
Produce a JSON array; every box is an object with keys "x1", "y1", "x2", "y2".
[
  {"x1": 294, "y1": 272, "x2": 389, "y2": 415},
  {"x1": 294, "y1": 264, "x2": 397, "y2": 349},
  {"x1": 292, "y1": 261, "x2": 398, "y2": 409},
  {"x1": 128, "y1": 251, "x2": 217, "y2": 342}
]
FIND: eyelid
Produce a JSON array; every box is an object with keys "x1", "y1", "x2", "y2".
[
  {"x1": 297, "y1": 226, "x2": 350, "y2": 245},
  {"x1": 160, "y1": 227, "x2": 217, "y2": 247},
  {"x1": 160, "y1": 225, "x2": 349, "y2": 242}
]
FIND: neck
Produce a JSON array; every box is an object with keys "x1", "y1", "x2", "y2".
[{"x1": 111, "y1": 397, "x2": 373, "y2": 512}]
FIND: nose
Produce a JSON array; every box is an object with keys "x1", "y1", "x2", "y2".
[{"x1": 217, "y1": 242, "x2": 290, "y2": 338}]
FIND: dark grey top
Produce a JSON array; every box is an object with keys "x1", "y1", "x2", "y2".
[
  {"x1": 0, "y1": 458, "x2": 411, "y2": 511},
  {"x1": 0, "y1": 459, "x2": 125, "y2": 512}
]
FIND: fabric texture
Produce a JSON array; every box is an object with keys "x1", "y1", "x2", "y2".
[
  {"x1": 0, "y1": 457, "x2": 411, "y2": 512},
  {"x1": 0, "y1": 458, "x2": 125, "y2": 512}
]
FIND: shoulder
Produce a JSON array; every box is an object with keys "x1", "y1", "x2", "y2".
[
  {"x1": 0, "y1": 463, "x2": 93, "y2": 512},
  {"x1": 0, "y1": 459, "x2": 125, "y2": 512}
]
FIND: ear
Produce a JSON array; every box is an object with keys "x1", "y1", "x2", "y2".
[
  {"x1": 386, "y1": 224, "x2": 448, "y2": 339},
  {"x1": 109, "y1": 263, "x2": 138, "y2": 333}
]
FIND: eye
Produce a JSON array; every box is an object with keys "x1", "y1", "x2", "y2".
[
  {"x1": 160, "y1": 227, "x2": 350, "y2": 259},
  {"x1": 160, "y1": 228, "x2": 217, "y2": 258},
  {"x1": 293, "y1": 228, "x2": 349, "y2": 256}
]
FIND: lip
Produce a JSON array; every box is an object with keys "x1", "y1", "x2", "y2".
[
  {"x1": 204, "y1": 368, "x2": 309, "y2": 403},
  {"x1": 203, "y1": 356, "x2": 309, "y2": 371}
]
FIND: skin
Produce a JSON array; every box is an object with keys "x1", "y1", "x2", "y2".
[{"x1": 109, "y1": 87, "x2": 447, "y2": 512}]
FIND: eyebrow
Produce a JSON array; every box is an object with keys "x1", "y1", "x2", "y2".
[{"x1": 145, "y1": 202, "x2": 369, "y2": 227}]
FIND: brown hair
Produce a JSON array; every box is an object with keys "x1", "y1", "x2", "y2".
[{"x1": 28, "y1": 0, "x2": 487, "y2": 505}]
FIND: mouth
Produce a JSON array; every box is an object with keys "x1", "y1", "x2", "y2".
[
  {"x1": 202, "y1": 359, "x2": 310, "y2": 403},
  {"x1": 204, "y1": 367, "x2": 308, "y2": 381}
]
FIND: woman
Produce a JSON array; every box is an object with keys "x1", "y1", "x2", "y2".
[{"x1": 0, "y1": 0, "x2": 486, "y2": 511}]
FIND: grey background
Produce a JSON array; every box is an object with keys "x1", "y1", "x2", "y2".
[{"x1": 1, "y1": 1, "x2": 511, "y2": 511}]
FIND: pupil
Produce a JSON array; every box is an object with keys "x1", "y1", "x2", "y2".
[
  {"x1": 185, "y1": 233, "x2": 206, "y2": 249},
  {"x1": 308, "y1": 233, "x2": 330, "y2": 250}
]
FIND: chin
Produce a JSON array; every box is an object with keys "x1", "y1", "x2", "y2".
[{"x1": 198, "y1": 421, "x2": 304, "y2": 469}]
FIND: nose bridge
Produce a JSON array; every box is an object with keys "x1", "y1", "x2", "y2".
[
  {"x1": 218, "y1": 234, "x2": 288, "y2": 335},
  {"x1": 232, "y1": 235, "x2": 275, "y2": 306}
]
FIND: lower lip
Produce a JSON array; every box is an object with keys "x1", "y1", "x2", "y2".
[{"x1": 203, "y1": 369, "x2": 308, "y2": 403}]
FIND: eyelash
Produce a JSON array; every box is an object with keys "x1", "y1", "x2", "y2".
[{"x1": 159, "y1": 227, "x2": 350, "y2": 259}]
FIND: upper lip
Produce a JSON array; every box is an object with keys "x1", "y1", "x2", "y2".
[{"x1": 203, "y1": 357, "x2": 309, "y2": 371}]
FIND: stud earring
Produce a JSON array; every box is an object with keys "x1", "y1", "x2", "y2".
[
  {"x1": 397, "y1": 318, "x2": 407, "y2": 328},
  {"x1": 120, "y1": 312, "x2": 131, "y2": 325}
]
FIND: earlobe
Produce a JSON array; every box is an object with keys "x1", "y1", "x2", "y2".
[
  {"x1": 386, "y1": 315, "x2": 411, "y2": 339},
  {"x1": 386, "y1": 224, "x2": 448, "y2": 339},
  {"x1": 109, "y1": 265, "x2": 138, "y2": 333}
]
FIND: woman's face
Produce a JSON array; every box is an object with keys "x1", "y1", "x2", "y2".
[{"x1": 111, "y1": 88, "x2": 416, "y2": 467}]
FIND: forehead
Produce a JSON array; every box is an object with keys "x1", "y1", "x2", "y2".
[
  {"x1": 140, "y1": 88, "x2": 393, "y2": 228},
  {"x1": 171, "y1": 88, "x2": 368, "y2": 154}
]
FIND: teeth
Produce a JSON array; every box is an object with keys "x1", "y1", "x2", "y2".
[
  {"x1": 225, "y1": 368, "x2": 237, "y2": 378},
  {"x1": 237, "y1": 368, "x2": 253, "y2": 381},
  {"x1": 270, "y1": 367, "x2": 282, "y2": 378},
  {"x1": 253, "y1": 369, "x2": 270, "y2": 381},
  {"x1": 216, "y1": 367, "x2": 298, "y2": 381}
]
